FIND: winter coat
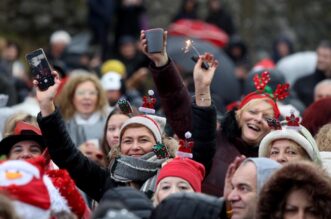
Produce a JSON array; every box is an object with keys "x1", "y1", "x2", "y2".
[
  {"x1": 38, "y1": 108, "x2": 118, "y2": 202},
  {"x1": 202, "y1": 110, "x2": 258, "y2": 196},
  {"x1": 149, "y1": 59, "x2": 217, "y2": 174},
  {"x1": 293, "y1": 69, "x2": 327, "y2": 107}
]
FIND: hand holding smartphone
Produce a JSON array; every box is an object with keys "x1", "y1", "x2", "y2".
[{"x1": 26, "y1": 48, "x2": 54, "y2": 91}]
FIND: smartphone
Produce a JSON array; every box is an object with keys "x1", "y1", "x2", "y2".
[{"x1": 26, "y1": 48, "x2": 54, "y2": 91}]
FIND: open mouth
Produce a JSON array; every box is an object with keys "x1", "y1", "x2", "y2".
[{"x1": 247, "y1": 123, "x2": 261, "y2": 132}]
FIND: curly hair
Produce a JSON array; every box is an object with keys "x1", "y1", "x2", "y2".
[
  {"x1": 55, "y1": 70, "x2": 108, "y2": 120},
  {"x1": 257, "y1": 161, "x2": 331, "y2": 219},
  {"x1": 315, "y1": 123, "x2": 331, "y2": 152}
]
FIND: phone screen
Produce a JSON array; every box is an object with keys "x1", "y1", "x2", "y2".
[{"x1": 26, "y1": 48, "x2": 54, "y2": 91}]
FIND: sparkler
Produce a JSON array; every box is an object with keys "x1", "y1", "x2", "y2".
[{"x1": 183, "y1": 39, "x2": 209, "y2": 70}]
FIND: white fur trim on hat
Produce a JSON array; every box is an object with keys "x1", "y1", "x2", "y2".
[
  {"x1": 259, "y1": 126, "x2": 321, "y2": 165},
  {"x1": 120, "y1": 115, "x2": 162, "y2": 143}
]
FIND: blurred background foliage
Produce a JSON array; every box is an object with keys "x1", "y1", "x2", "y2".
[{"x1": 0, "y1": 0, "x2": 330, "y2": 61}]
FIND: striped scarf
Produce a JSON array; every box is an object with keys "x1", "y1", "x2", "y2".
[{"x1": 110, "y1": 152, "x2": 166, "y2": 196}]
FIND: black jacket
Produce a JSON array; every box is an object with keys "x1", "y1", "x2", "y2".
[
  {"x1": 293, "y1": 69, "x2": 327, "y2": 107},
  {"x1": 38, "y1": 108, "x2": 117, "y2": 202}
]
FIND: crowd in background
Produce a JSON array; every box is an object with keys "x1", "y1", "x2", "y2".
[{"x1": 1, "y1": 0, "x2": 331, "y2": 219}]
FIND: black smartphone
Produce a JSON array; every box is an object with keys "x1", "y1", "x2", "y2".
[{"x1": 26, "y1": 48, "x2": 54, "y2": 91}]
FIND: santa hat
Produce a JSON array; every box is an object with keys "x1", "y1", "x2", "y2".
[
  {"x1": 0, "y1": 158, "x2": 51, "y2": 219},
  {"x1": 156, "y1": 157, "x2": 205, "y2": 192},
  {"x1": 0, "y1": 157, "x2": 90, "y2": 219},
  {"x1": 0, "y1": 121, "x2": 46, "y2": 156},
  {"x1": 120, "y1": 115, "x2": 162, "y2": 143},
  {"x1": 176, "y1": 131, "x2": 194, "y2": 159}
]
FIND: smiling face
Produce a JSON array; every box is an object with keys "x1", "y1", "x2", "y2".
[
  {"x1": 237, "y1": 99, "x2": 274, "y2": 146},
  {"x1": 228, "y1": 162, "x2": 257, "y2": 219},
  {"x1": 120, "y1": 125, "x2": 156, "y2": 157},
  {"x1": 73, "y1": 81, "x2": 98, "y2": 118},
  {"x1": 269, "y1": 139, "x2": 310, "y2": 164},
  {"x1": 8, "y1": 140, "x2": 43, "y2": 160},
  {"x1": 155, "y1": 176, "x2": 194, "y2": 205},
  {"x1": 284, "y1": 189, "x2": 318, "y2": 219}
]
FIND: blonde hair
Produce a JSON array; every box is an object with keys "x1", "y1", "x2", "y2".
[
  {"x1": 315, "y1": 123, "x2": 331, "y2": 151},
  {"x1": 3, "y1": 112, "x2": 38, "y2": 137},
  {"x1": 236, "y1": 98, "x2": 275, "y2": 126},
  {"x1": 55, "y1": 70, "x2": 108, "y2": 120}
]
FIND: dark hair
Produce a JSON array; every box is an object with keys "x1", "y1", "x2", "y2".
[
  {"x1": 257, "y1": 161, "x2": 331, "y2": 219},
  {"x1": 101, "y1": 107, "x2": 130, "y2": 165}
]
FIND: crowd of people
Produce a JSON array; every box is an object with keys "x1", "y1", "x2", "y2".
[{"x1": 1, "y1": 0, "x2": 331, "y2": 219}]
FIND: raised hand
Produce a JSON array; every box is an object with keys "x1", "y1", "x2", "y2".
[
  {"x1": 139, "y1": 30, "x2": 169, "y2": 67},
  {"x1": 193, "y1": 53, "x2": 219, "y2": 106},
  {"x1": 34, "y1": 71, "x2": 61, "y2": 117},
  {"x1": 223, "y1": 155, "x2": 246, "y2": 199}
]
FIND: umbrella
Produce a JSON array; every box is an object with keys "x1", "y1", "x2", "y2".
[
  {"x1": 168, "y1": 19, "x2": 229, "y2": 48},
  {"x1": 276, "y1": 51, "x2": 317, "y2": 85},
  {"x1": 167, "y1": 36, "x2": 240, "y2": 109}
]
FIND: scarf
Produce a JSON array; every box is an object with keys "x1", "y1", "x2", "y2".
[{"x1": 110, "y1": 152, "x2": 166, "y2": 196}]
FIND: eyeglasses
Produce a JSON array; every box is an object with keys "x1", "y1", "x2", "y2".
[{"x1": 75, "y1": 90, "x2": 98, "y2": 97}]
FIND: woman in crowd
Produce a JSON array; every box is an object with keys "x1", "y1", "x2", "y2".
[
  {"x1": 35, "y1": 45, "x2": 218, "y2": 202},
  {"x1": 55, "y1": 70, "x2": 109, "y2": 146},
  {"x1": 257, "y1": 161, "x2": 331, "y2": 219},
  {"x1": 152, "y1": 157, "x2": 205, "y2": 206},
  {"x1": 100, "y1": 107, "x2": 131, "y2": 165},
  {"x1": 259, "y1": 123, "x2": 321, "y2": 165}
]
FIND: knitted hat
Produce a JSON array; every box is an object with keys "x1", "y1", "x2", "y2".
[
  {"x1": 259, "y1": 125, "x2": 322, "y2": 165},
  {"x1": 302, "y1": 97, "x2": 331, "y2": 137},
  {"x1": 101, "y1": 72, "x2": 122, "y2": 91},
  {"x1": 99, "y1": 187, "x2": 153, "y2": 219},
  {"x1": 156, "y1": 157, "x2": 205, "y2": 192},
  {"x1": 0, "y1": 121, "x2": 46, "y2": 156},
  {"x1": 50, "y1": 30, "x2": 71, "y2": 45},
  {"x1": 120, "y1": 115, "x2": 162, "y2": 143},
  {"x1": 101, "y1": 59, "x2": 126, "y2": 76},
  {"x1": 150, "y1": 192, "x2": 225, "y2": 219}
]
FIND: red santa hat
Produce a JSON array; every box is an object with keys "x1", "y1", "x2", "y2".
[{"x1": 0, "y1": 158, "x2": 51, "y2": 219}]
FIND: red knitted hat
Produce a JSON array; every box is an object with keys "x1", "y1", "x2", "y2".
[{"x1": 156, "y1": 158, "x2": 205, "y2": 192}]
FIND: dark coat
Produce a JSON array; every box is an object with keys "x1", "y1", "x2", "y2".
[
  {"x1": 150, "y1": 192, "x2": 226, "y2": 219},
  {"x1": 293, "y1": 69, "x2": 327, "y2": 107},
  {"x1": 38, "y1": 108, "x2": 117, "y2": 202},
  {"x1": 149, "y1": 59, "x2": 217, "y2": 174},
  {"x1": 202, "y1": 110, "x2": 258, "y2": 196}
]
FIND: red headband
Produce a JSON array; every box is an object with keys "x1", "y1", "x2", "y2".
[{"x1": 239, "y1": 92, "x2": 280, "y2": 119}]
